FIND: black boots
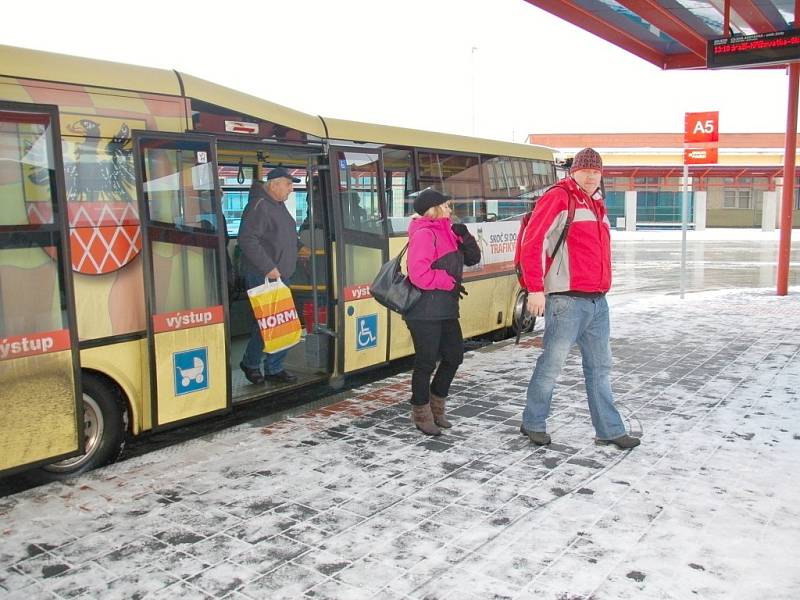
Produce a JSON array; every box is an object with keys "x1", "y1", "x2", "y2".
[
  {"x1": 265, "y1": 370, "x2": 298, "y2": 384},
  {"x1": 239, "y1": 362, "x2": 264, "y2": 385}
]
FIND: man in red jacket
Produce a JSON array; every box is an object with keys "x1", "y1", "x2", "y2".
[{"x1": 518, "y1": 148, "x2": 640, "y2": 450}]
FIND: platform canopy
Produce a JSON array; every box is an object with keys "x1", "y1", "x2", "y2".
[{"x1": 525, "y1": 0, "x2": 797, "y2": 70}]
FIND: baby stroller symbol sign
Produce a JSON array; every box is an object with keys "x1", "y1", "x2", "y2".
[{"x1": 173, "y1": 347, "x2": 209, "y2": 395}]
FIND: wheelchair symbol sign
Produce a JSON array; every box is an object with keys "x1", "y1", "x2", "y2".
[
  {"x1": 356, "y1": 314, "x2": 378, "y2": 350},
  {"x1": 173, "y1": 347, "x2": 209, "y2": 395}
]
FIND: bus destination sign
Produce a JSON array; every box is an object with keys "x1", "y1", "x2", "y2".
[{"x1": 708, "y1": 29, "x2": 800, "y2": 69}]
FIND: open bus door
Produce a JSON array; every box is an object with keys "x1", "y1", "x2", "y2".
[
  {"x1": 133, "y1": 132, "x2": 230, "y2": 428},
  {"x1": 329, "y1": 147, "x2": 391, "y2": 374},
  {"x1": 0, "y1": 102, "x2": 83, "y2": 475}
]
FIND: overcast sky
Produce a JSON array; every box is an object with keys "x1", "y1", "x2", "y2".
[{"x1": 1, "y1": 0, "x2": 791, "y2": 142}]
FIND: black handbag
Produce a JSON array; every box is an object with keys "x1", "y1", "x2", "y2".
[{"x1": 370, "y1": 243, "x2": 422, "y2": 314}]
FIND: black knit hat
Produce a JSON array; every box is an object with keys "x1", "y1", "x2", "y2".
[
  {"x1": 570, "y1": 148, "x2": 603, "y2": 173},
  {"x1": 413, "y1": 188, "x2": 451, "y2": 216}
]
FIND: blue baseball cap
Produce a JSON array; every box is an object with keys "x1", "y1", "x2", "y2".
[{"x1": 266, "y1": 167, "x2": 300, "y2": 183}]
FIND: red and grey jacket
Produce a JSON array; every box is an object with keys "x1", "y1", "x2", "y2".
[{"x1": 519, "y1": 176, "x2": 612, "y2": 295}]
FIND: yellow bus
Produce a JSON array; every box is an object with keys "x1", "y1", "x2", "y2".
[{"x1": 0, "y1": 44, "x2": 556, "y2": 478}]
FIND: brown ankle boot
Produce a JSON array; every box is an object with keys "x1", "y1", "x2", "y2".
[
  {"x1": 411, "y1": 403, "x2": 441, "y2": 436},
  {"x1": 429, "y1": 393, "x2": 452, "y2": 428}
]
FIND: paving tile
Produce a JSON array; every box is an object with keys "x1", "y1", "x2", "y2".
[
  {"x1": 234, "y1": 534, "x2": 309, "y2": 574},
  {"x1": 93, "y1": 536, "x2": 171, "y2": 577},
  {"x1": 186, "y1": 560, "x2": 260, "y2": 598},
  {"x1": 41, "y1": 561, "x2": 116, "y2": 598},
  {"x1": 92, "y1": 565, "x2": 179, "y2": 600},
  {"x1": 1, "y1": 565, "x2": 39, "y2": 592},
  {"x1": 147, "y1": 579, "x2": 214, "y2": 599},
  {"x1": 303, "y1": 576, "x2": 367, "y2": 600},
  {"x1": 238, "y1": 562, "x2": 327, "y2": 599}
]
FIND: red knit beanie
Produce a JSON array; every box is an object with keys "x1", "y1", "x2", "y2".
[{"x1": 570, "y1": 148, "x2": 603, "y2": 173}]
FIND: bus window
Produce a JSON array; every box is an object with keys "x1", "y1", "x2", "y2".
[
  {"x1": 417, "y1": 151, "x2": 483, "y2": 224},
  {"x1": 383, "y1": 149, "x2": 414, "y2": 235},
  {"x1": 0, "y1": 114, "x2": 66, "y2": 335},
  {"x1": 337, "y1": 152, "x2": 383, "y2": 234},
  {"x1": 0, "y1": 112, "x2": 68, "y2": 337},
  {"x1": 219, "y1": 164, "x2": 310, "y2": 237},
  {"x1": 140, "y1": 141, "x2": 221, "y2": 314},
  {"x1": 482, "y1": 157, "x2": 556, "y2": 221},
  {"x1": 218, "y1": 164, "x2": 255, "y2": 237}
]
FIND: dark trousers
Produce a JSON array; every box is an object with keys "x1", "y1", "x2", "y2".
[{"x1": 406, "y1": 319, "x2": 464, "y2": 406}]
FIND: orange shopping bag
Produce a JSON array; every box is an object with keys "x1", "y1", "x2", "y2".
[{"x1": 247, "y1": 278, "x2": 302, "y2": 353}]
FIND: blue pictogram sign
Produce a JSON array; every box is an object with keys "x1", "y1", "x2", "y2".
[
  {"x1": 356, "y1": 314, "x2": 378, "y2": 351},
  {"x1": 173, "y1": 347, "x2": 209, "y2": 395}
]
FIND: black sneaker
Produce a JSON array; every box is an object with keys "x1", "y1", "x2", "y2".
[
  {"x1": 596, "y1": 434, "x2": 641, "y2": 449},
  {"x1": 239, "y1": 362, "x2": 264, "y2": 385},
  {"x1": 520, "y1": 425, "x2": 551, "y2": 446},
  {"x1": 265, "y1": 370, "x2": 298, "y2": 384}
]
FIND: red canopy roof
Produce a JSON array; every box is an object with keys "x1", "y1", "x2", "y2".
[{"x1": 524, "y1": 1, "x2": 797, "y2": 70}]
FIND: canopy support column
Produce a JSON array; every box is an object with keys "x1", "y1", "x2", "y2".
[{"x1": 777, "y1": 5, "x2": 800, "y2": 295}]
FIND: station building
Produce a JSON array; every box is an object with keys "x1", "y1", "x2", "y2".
[{"x1": 527, "y1": 133, "x2": 800, "y2": 230}]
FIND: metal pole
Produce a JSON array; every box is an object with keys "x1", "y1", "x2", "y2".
[
  {"x1": 471, "y1": 47, "x2": 477, "y2": 136},
  {"x1": 723, "y1": 0, "x2": 730, "y2": 34},
  {"x1": 680, "y1": 163, "x2": 688, "y2": 298},
  {"x1": 777, "y1": 61, "x2": 799, "y2": 295},
  {"x1": 307, "y1": 158, "x2": 320, "y2": 330}
]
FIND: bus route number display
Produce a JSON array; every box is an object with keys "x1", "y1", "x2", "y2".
[{"x1": 708, "y1": 29, "x2": 800, "y2": 69}]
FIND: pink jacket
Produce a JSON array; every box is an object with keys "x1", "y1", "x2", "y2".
[{"x1": 407, "y1": 217, "x2": 458, "y2": 291}]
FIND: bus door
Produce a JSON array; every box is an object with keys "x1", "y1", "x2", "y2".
[
  {"x1": 134, "y1": 132, "x2": 230, "y2": 428},
  {"x1": 0, "y1": 102, "x2": 83, "y2": 475},
  {"x1": 329, "y1": 148, "x2": 389, "y2": 374}
]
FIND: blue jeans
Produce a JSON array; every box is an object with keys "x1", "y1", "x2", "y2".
[
  {"x1": 522, "y1": 294, "x2": 626, "y2": 440},
  {"x1": 242, "y1": 272, "x2": 290, "y2": 375}
]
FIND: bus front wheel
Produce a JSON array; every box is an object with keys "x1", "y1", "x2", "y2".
[{"x1": 41, "y1": 375, "x2": 128, "y2": 478}]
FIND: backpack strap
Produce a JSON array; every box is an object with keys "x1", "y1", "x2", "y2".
[{"x1": 548, "y1": 184, "x2": 576, "y2": 267}]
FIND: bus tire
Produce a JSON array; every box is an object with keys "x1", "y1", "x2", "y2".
[
  {"x1": 40, "y1": 374, "x2": 128, "y2": 479},
  {"x1": 511, "y1": 291, "x2": 535, "y2": 337}
]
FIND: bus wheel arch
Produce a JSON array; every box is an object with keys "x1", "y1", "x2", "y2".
[{"x1": 40, "y1": 371, "x2": 129, "y2": 478}]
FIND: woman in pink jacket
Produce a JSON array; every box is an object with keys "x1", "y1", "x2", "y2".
[{"x1": 405, "y1": 188, "x2": 481, "y2": 435}]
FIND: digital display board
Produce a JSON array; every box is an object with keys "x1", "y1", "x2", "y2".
[{"x1": 708, "y1": 29, "x2": 800, "y2": 69}]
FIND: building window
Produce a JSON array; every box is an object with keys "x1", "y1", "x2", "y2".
[{"x1": 724, "y1": 190, "x2": 751, "y2": 209}]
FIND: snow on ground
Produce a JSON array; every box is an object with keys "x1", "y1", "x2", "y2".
[
  {"x1": 611, "y1": 227, "x2": 783, "y2": 242},
  {"x1": 0, "y1": 287, "x2": 798, "y2": 599}
]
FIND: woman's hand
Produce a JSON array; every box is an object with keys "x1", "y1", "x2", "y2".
[{"x1": 451, "y1": 223, "x2": 468, "y2": 237}]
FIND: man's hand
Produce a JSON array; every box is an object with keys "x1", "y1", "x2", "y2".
[
  {"x1": 266, "y1": 268, "x2": 281, "y2": 280},
  {"x1": 526, "y1": 292, "x2": 546, "y2": 317}
]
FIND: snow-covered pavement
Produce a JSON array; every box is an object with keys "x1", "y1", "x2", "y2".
[{"x1": 1, "y1": 286, "x2": 799, "y2": 599}]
